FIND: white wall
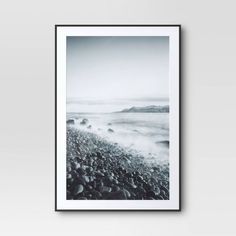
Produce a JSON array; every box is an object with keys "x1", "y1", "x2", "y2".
[{"x1": 0, "y1": 0, "x2": 236, "y2": 235}]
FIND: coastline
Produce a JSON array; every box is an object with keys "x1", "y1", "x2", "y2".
[{"x1": 67, "y1": 126, "x2": 169, "y2": 200}]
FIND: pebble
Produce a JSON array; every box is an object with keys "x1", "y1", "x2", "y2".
[
  {"x1": 78, "y1": 197, "x2": 87, "y2": 200},
  {"x1": 96, "y1": 152, "x2": 102, "y2": 158},
  {"x1": 66, "y1": 127, "x2": 169, "y2": 200},
  {"x1": 95, "y1": 171, "x2": 104, "y2": 178},
  {"x1": 105, "y1": 190, "x2": 127, "y2": 200},
  {"x1": 75, "y1": 163, "x2": 81, "y2": 169},
  {"x1": 112, "y1": 186, "x2": 120, "y2": 192},
  {"x1": 146, "y1": 190, "x2": 156, "y2": 198},
  {"x1": 136, "y1": 175, "x2": 143, "y2": 182},
  {"x1": 82, "y1": 176, "x2": 90, "y2": 183},
  {"x1": 73, "y1": 184, "x2": 84, "y2": 195},
  {"x1": 67, "y1": 174, "x2": 72, "y2": 179},
  {"x1": 67, "y1": 119, "x2": 75, "y2": 125},
  {"x1": 123, "y1": 189, "x2": 131, "y2": 198},
  {"x1": 80, "y1": 118, "x2": 88, "y2": 125},
  {"x1": 77, "y1": 167, "x2": 86, "y2": 176},
  {"x1": 155, "y1": 186, "x2": 161, "y2": 195},
  {"x1": 100, "y1": 186, "x2": 112, "y2": 193},
  {"x1": 91, "y1": 190, "x2": 102, "y2": 199}
]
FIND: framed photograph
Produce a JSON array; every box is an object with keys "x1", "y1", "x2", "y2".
[{"x1": 55, "y1": 25, "x2": 181, "y2": 211}]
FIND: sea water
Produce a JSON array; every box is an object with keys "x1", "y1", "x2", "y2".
[{"x1": 67, "y1": 112, "x2": 169, "y2": 163}]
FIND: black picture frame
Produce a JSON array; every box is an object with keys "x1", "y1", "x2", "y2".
[{"x1": 55, "y1": 25, "x2": 181, "y2": 211}]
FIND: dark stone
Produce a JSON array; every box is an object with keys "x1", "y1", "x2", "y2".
[
  {"x1": 155, "y1": 186, "x2": 161, "y2": 195},
  {"x1": 146, "y1": 190, "x2": 156, "y2": 198},
  {"x1": 155, "y1": 140, "x2": 169, "y2": 147},
  {"x1": 86, "y1": 185, "x2": 93, "y2": 190},
  {"x1": 160, "y1": 185, "x2": 169, "y2": 195},
  {"x1": 112, "y1": 186, "x2": 120, "y2": 192},
  {"x1": 76, "y1": 176, "x2": 86, "y2": 185},
  {"x1": 75, "y1": 163, "x2": 81, "y2": 169},
  {"x1": 112, "y1": 179, "x2": 119, "y2": 185},
  {"x1": 67, "y1": 191, "x2": 73, "y2": 199},
  {"x1": 95, "y1": 170, "x2": 104, "y2": 178},
  {"x1": 100, "y1": 186, "x2": 112, "y2": 193},
  {"x1": 96, "y1": 152, "x2": 102, "y2": 159},
  {"x1": 91, "y1": 190, "x2": 102, "y2": 199},
  {"x1": 78, "y1": 197, "x2": 87, "y2": 200},
  {"x1": 67, "y1": 119, "x2": 75, "y2": 125},
  {"x1": 147, "y1": 197, "x2": 155, "y2": 200},
  {"x1": 67, "y1": 174, "x2": 72, "y2": 179},
  {"x1": 87, "y1": 167, "x2": 94, "y2": 173},
  {"x1": 156, "y1": 194, "x2": 164, "y2": 200},
  {"x1": 108, "y1": 128, "x2": 114, "y2": 133},
  {"x1": 105, "y1": 190, "x2": 127, "y2": 200},
  {"x1": 130, "y1": 192, "x2": 137, "y2": 199},
  {"x1": 73, "y1": 184, "x2": 84, "y2": 195},
  {"x1": 123, "y1": 189, "x2": 131, "y2": 199},
  {"x1": 125, "y1": 173, "x2": 132, "y2": 178},
  {"x1": 133, "y1": 171, "x2": 141, "y2": 177},
  {"x1": 136, "y1": 175, "x2": 144, "y2": 182},
  {"x1": 82, "y1": 175, "x2": 90, "y2": 183},
  {"x1": 80, "y1": 118, "x2": 88, "y2": 125},
  {"x1": 143, "y1": 182, "x2": 152, "y2": 192},
  {"x1": 77, "y1": 167, "x2": 86, "y2": 176}
]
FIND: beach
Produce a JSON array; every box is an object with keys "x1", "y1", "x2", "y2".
[{"x1": 67, "y1": 126, "x2": 169, "y2": 200}]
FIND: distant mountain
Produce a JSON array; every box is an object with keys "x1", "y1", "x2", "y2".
[{"x1": 118, "y1": 105, "x2": 169, "y2": 113}]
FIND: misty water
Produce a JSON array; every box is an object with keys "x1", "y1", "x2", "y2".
[{"x1": 67, "y1": 112, "x2": 169, "y2": 164}]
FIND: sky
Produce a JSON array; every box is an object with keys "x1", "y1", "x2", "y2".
[{"x1": 66, "y1": 36, "x2": 169, "y2": 103}]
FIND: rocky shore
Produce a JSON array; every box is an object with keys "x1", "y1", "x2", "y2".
[{"x1": 67, "y1": 127, "x2": 169, "y2": 200}]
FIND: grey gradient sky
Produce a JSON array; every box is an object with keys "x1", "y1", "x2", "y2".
[{"x1": 67, "y1": 36, "x2": 169, "y2": 101}]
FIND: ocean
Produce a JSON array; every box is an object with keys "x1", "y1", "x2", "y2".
[{"x1": 67, "y1": 112, "x2": 169, "y2": 164}]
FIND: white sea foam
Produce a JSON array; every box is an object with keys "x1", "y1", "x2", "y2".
[{"x1": 67, "y1": 112, "x2": 169, "y2": 163}]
